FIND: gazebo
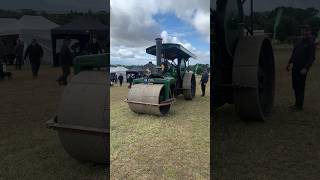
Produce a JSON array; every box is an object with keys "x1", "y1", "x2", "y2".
[
  {"x1": 0, "y1": 16, "x2": 59, "y2": 64},
  {"x1": 51, "y1": 16, "x2": 108, "y2": 66},
  {"x1": 126, "y1": 66, "x2": 144, "y2": 81}
]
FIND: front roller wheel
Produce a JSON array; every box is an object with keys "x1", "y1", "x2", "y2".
[{"x1": 233, "y1": 36, "x2": 275, "y2": 121}]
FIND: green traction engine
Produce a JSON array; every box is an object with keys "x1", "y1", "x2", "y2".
[{"x1": 125, "y1": 38, "x2": 197, "y2": 116}]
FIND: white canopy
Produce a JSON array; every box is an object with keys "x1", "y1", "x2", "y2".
[
  {"x1": 110, "y1": 66, "x2": 128, "y2": 73},
  {"x1": 0, "y1": 15, "x2": 59, "y2": 64},
  {"x1": 110, "y1": 66, "x2": 128, "y2": 80}
]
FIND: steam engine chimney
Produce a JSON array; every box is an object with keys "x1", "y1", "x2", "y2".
[{"x1": 155, "y1": 38, "x2": 162, "y2": 66}]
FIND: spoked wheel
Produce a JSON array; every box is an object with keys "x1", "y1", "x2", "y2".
[
  {"x1": 233, "y1": 36, "x2": 275, "y2": 120},
  {"x1": 183, "y1": 73, "x2": 196, "y2": 100}
]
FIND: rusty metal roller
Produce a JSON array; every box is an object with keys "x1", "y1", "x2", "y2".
[
  {"x1": 233, "y1": 36, "x2": 275, "y2": 120},
  {"x1": 127, "y1": 84, "x2": 171, "y2": 116},
  {"x1": 47, "y1": 71, "x2": 109, "y2": 164}
]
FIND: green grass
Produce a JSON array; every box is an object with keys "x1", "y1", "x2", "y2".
[
  {"x1": 0, "y1": 66, "x2": 107, "y2": 180},
  {"x1": 110, "y1": 77, "x2": 210, "y2": 179},
  {"x1": 213, "y1": 47, "x2": 320, "y2": 179}
]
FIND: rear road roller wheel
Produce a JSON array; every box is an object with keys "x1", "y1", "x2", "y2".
[
  {"x1": 233, "y1": 36, "x2": 275, "y2": 121},
  {"x1": 183, "y1": 73, "x2": 196, "y2": 100}
]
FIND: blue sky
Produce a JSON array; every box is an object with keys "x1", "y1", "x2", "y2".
[{"x1": 110, "y1": 0, "x2": 210, "y2": 66}]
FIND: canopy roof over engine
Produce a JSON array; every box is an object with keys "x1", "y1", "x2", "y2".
[{"x1": 146, "y1": 43, "x2": 196, "y2": 60}]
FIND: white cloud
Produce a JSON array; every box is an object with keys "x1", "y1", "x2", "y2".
[{"x1": 160, "y1": 30, "x2": 195, "y2": 51}]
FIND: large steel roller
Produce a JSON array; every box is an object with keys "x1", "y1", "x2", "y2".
[
  {"x1": 212, "y1": 0, "x2": 276, "y2": 120},
  {"x1": 126, "y1": 84, "x2": 173, "y2": 116},
  {"x1": 47, "y1": 71, "x2": 109, "y2": 164},
  {"x1": 233, "y1": 36, "x2": 275, "y2": 120}
]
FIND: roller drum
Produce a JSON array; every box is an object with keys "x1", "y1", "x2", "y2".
[
  {"x1": 127, "y1": 84, "x2": 172, "y2": 116},
  {"x1": 49, "y1": 71, "x2": 109, "y2": 164}
]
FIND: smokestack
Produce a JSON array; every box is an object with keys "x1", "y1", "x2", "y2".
[{"x1": 155, "y1": 38, "x2": 162, "y2": 66}]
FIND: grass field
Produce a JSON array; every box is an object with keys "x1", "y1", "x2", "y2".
[
  {"x1": 2, "y1": 46, "x2": 316, "y2": 180},
  {"x1": 0, "y1": 66, "x2": 107, "y2": 180},
  {"x1": 110, "y1": 77, "x2": 210, "y2": 179},
  {"x1": 213, "y1": 47, "x2": 320, "y2": 179}
]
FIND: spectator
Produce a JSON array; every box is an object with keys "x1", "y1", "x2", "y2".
[
  {"x1": 200, "y1": 69, "x2": 209, "y2": 96},
  {"x1": 57, "y1": 38, "x2": 73, "y2": 85},
  {"x1": 128, "y1": 75, "x2": 133, "y2": 88},
  {"x1": 286, "y1": 25, "x2": 316, "y2": 111},
  {"x1": 24, "y1": 39, "x2": 43, "y2": 78},
  {"x1": 118, "y1": 74, "x2": 124, "y2": 86},
  {"x1": 14, "y1": 39, "x2": 24, "y2": 70}
]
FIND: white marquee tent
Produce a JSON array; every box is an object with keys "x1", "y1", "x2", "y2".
[
  {"x1": 0, "y1": 15, "x2": 59, "y2": 64},
  {"x1": 110, "y1": 66, "x2": 128, "y2": 81}
]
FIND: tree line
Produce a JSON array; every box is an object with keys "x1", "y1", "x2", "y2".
[
  {"x1": 113, "y1": 64, "x2": 210, "y2": 75},
  {"x1": 246, "y1": 7, "x2": 320, "y2": 42},
  {"x1": 0, "y1": 9, "x2": 109, "y2": 25}
]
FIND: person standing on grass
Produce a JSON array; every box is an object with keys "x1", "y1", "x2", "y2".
[
  {"x1": 57, "y1": 38, "x2": 73, "y2": 86},
  {"x1": 118, "y1": 74, "x2": 124, "y2": 86},
  {"x1": 128, "y1": 74, "x2": 133, "y2": 88},
  {"x1": 115, "y1": 73, "x2": 118, "y2": 84},
  {"x1": 24, "y1": 39, "x2": 43, "y2": 78},
  {"x1": 14, "y1": 39, "x2": 24, "y2": 70},
  {"x1": 200, "y1": 69, "x2": 209, "y2": 96},
  {"x1": 286, "y1": 25, "x2": 316, "y2": 111},
  {"x1": 0, "y1": 38, "x2": 4, "y2": 64}
]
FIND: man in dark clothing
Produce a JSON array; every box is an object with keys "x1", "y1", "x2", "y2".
[
  {"x1": 24, "y1": 39, "x2": 43, "y2": 78},
  {"x1": 128, "y1": 75, "x2": 133, "y2": 88},
  {"x1": 286, "y1": 25, "x2": 316, "y2": 110},
  {"x1": 88, "y1": 38, "x2": 103, "y2": 54},
  {"x1": 118, "y1": 74, "x2": 124, "y2": 86},
  {"x1": 57, "y1": 39, "x2": 73, "y2": 85},
  {"x1": 14, "y1": 39, "x2": 24, "y2": 70},
  {"x1": 200, "y1": 69, "x2": 209, "y2": 96},
  {"x1": 0, "y1": 38, "x2": 4, "y2": 64}
]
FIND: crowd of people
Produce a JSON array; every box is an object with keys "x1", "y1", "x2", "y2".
[
  {"x1": 0, "y1": 36, "x2": 104, "y2": 84},
  {"x1": 110, "y1": 73, "x2": 136, "y2": 89},
  {"x1": 111, "y1": 73, "x2": 125, "y2": 87}
]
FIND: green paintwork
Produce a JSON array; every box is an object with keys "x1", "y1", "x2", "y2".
[
  {"x1": 133, "y1": 43, "x2": 195, "y2": 101},
  {"x1": 73, "y1": 53, "x2": 109, "y2": 75}
]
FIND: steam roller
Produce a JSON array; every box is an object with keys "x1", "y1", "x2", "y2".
[
  {"x1": 47, "y1": 54, "x2": 109, "y2": 164},
  {"x1": 211, "y1": 0, "x2": 275, "y2": 120},
  {"x1": 125, "y1": 38, "x2": 197, "y2": 116}
]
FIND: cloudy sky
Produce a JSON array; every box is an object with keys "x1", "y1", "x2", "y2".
[{"x1": 110, "y1": 0, "x2": 210, "y2": 65}]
